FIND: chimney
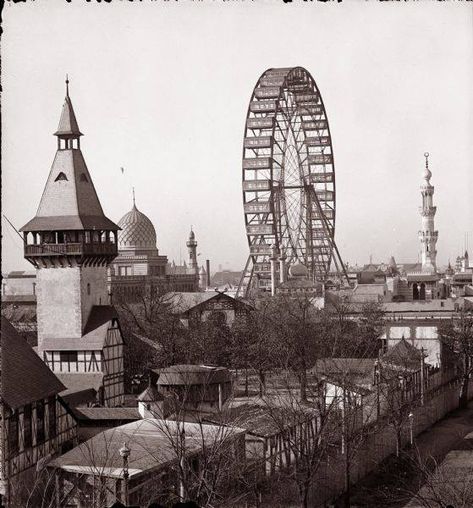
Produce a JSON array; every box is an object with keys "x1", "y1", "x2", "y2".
[{"x1": 206, "y1": 259, "x2": 211, "y2": 287}]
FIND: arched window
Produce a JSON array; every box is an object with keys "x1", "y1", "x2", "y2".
[
  {"x1": 87, "y1": 283, "x2": 91, "y2": 296},
  {"x1": 413, "y1": 283, "x2": 419, "y2": 301},
  {"x1": 54, "y1": 172, "x2": 68, "y2": 182}
]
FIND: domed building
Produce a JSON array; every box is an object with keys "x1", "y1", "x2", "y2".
[
  {"x1": 117, "y1": 204, "x2": 159, "y2": 254},
  {"x1": 277, "y1": 262, "x2": 324, "y2": 298},
  {"x1": 109, "y1": 199, "x2": 200, "y2": 302}
]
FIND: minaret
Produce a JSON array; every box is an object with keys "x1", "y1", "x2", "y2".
[
  {"x1": 418, "y1": 152, "x2": 438, "y2": 274},
  {"x1": 186, "y1": 227, "x2": 198, "y2": 275},
  {"x1": 21, "y1": 79, "x2": 119, "y2": 351}
]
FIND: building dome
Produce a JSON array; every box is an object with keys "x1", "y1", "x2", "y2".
[
  {"x1": 289, "y1": 263, "x2": 309, "y2": 278},
  {"x1": 117, "y1": 204, "x2": 157, "y2": 251}
]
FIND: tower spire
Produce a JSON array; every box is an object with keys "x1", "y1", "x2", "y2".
[
  {"x1": 54, "y1": 77, "x2": 82, "y2": 140},
  {"x1": 132, "y1": 187, "x2": 136, "y2": 208}
]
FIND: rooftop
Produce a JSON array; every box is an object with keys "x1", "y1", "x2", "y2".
[
  {"x1": 50, "y1": 419, "x2": 244, "y2": 478},
  {"x1": 21, "y1": 87, "x2": 118, "y2": 233},
  {"x1": 1, "y1": 317, "x2": 65, "y2": 410},
  {"x1": 207, "y1": 402, "x2": 317, "y2": 438},
  {"x1": 71, "y1": 407, "x2": 141, "y2": 422},
  {"x1": 165, "y1": 291, "x2": 252, "y2": 314},
  {"x1": 382, "y1": 299, "x2": 458, "y2": 314},
  {"x1": 41, "y1": 305, "x2": 118, "y2": 351},
  {"x1": 117, "y1": 202, "x2": 157, "y2": 252},
  {"x1": 157, "y1": 364, "x2": 232, "y2": 386},
  {"x1": 57, "y1": 372, "x2": 103, "y2": 397}
]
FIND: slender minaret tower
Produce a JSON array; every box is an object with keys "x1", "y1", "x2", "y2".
[
  {"x1": 20, "y1": 79, "x2": 124, "y2": 406},
  {"x1": 186, "y1": 227, "x2": 198, "y2": 275},
  {"x1": 418, "y1": 152, "x2": 438, "y2": 274}
]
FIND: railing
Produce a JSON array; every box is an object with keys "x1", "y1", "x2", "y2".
[{"x1": 25, "y1": 242, "x2": 117, "y2": 257}]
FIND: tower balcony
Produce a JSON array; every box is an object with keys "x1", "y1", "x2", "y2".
[{"x1": 25, "y1": 241, "x2": 117, "y2": 258}]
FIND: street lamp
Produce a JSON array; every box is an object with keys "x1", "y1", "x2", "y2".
[
  {"x1": 119, "y1": 442, "x2": 131, "y2": 506},
  {"x1": 408, "y1": 412, "x2": 414, "y2": 447}
]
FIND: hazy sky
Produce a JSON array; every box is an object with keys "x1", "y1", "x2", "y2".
[{"x1": 2, "y1": 1, "x2": 472, "y2": 274}]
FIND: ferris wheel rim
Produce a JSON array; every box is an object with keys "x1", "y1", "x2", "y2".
[{"x1": 241, "y1": 66, "x2": 337, "y2": 290}]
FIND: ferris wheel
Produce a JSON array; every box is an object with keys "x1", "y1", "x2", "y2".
[{"x1": 237, "y1": 66, "x2": 348, "y2": 297}]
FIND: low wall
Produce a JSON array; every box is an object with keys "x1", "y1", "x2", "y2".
[{"x1": 310, "y1": 377, "x2": 473, "y2": 506}]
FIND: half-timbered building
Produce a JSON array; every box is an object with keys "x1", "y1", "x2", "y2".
[{"x1": 0, "y1": 318, "x2": 78, "y2": 507}]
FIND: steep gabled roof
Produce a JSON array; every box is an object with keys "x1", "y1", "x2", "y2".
[
  {"x1": 1, "y1": 317, "x2": 65, "y2": 409},
  {"x1": 21, "y1": 90, "x2": 118, "y2": 233},
  {"x1": 165, "y1": 291, "x2": 253, "y2": 314},
  {"x1": 54, "y1": 96, "x2": 83, "y2": 137},
  {"x1": 21, "y1": 150, "x2": 118, "y2": 232},
  {"x1": 382, "y1": 337, "x2": 424, "y2": 369}
]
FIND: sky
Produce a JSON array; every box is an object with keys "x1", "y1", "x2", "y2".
[{"x1": 2, "y1": 1, "x2": 472, "y2": 274}]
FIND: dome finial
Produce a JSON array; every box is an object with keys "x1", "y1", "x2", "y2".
[
  {"x1": 66, "y1": 74, "x2": 70, "y2": 97},
  {"x1": 132, "y1": 187, "x2": 136, "y2": 207},
  {"x1": 422, "y1": 152, "x2": 432, "y2": 182}
]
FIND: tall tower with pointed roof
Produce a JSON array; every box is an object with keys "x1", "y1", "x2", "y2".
[
  {"x1": 186, "y1": 228, "x2": 198, "y2": 275},
  {"x1": 20, "y1": 80, "x2": 124, "y2": 406},
  {"x1": 419, "y1": 153, "x2": 438, "y2": 274}
]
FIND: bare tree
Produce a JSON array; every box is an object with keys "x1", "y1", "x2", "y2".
[
  {"x1": 438, "y1": 309, "x2": 473, "y2": 409},
  {"x1": 116, "y1": 289, "x2": 190, "y2": 387},
  {"x1": 231, "y1": 301, "x2": 279, "y2": 397}
]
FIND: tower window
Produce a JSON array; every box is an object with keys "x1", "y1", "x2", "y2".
[
  {"x1": 87, "y1": 283, "x2": 91, "y2": 295},
  {"x1": 54, "y1": 172, "x2": 68, "y2": 182},
  {"x1": 80, "y1": 173, "x2": 89, "y2": 182}
]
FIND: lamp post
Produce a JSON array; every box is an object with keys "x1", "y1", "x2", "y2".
[
  {"x1": 119, "y1": 442, "x2": 131, "y2": 506},
  {"x1": 408, "y1": 412, "x2": 414, "y2": 447}
]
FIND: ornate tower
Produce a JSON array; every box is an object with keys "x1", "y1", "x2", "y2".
[
  {"x1": 20, "y1": 79, "x2": 124, "y2": 406},
  {"x1": 186, "y1": 227, "x2": 198, "y2": 275},
  {"x1": 418, "y1": 152, "x2": 438, "y2": 274}
]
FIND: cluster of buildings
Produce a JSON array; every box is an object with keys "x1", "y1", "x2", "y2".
[
  {"x1": 0, "y1": 82, "x2": 257, "y2": 507},
  {"x1": 1, "y1": 80, "x2": 472, "y2": 508}
]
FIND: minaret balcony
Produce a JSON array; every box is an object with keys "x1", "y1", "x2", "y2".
[
  {"x1": 419, "y1": 206, "x2": 436, "y2": 216},
  {"x1": 25, "y1": 241, "x2": 117, "y2": 258}
]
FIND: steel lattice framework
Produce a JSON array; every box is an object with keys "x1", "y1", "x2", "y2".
[{"x1": 237, "y1": 67, "x2": 348, "y2": 297}]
